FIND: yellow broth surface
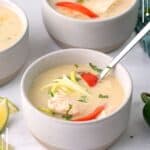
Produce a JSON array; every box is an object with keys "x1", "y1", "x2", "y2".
[
  {"x1": 50, "y1": 0, "x2": 134, "y2": 20},
  {"x1": 0, "y1": 6, "x2": 23, "y2": 51}
]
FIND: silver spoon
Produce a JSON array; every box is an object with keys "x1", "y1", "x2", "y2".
[{"x1": 100, "y1": 22, "x2": 150, "y2": 80}]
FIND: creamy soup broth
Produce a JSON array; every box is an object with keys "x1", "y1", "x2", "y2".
[
  {"x1": 0, "y1": 6, "x2": 23, "y2": 51},
  {"x1": 50, "y1": 0, "x2": 134, "y2": 20},
  {"x1": 29, "y1": 64, "x2": 124, "y2": 121}
]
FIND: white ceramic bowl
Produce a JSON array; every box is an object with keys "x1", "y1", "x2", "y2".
[
  {"x1": 0, "y1": 0, "x2": 29, "y2": 85},
  {"x1": 21, "y1": 49, "x2": 132, "y2": 150},
  {"x1": 42, "y1": 0, "x2": 138, "y2": 52}
]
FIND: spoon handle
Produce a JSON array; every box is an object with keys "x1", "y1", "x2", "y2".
[{"x1": 100, "y1": 22, "x2": 150, "y2": 79}]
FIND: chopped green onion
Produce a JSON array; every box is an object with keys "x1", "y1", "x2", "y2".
[
  {"x1": 67, "y1": 75, "x2": 71, "y2": 80},
  {"x1": 70, "y1": 71, "x2": 81, "y2": 82},
  {"x1": 70, "y1": 71, "x2": 77, "y2": 82},
  {"x1": 63, "y1": 114, "x2": 73, "y2": 120},
  {"x1": 78, "y1": 95, "x2": 88, "y2": 103},
  {"x1": 98, "y1": 94, "x2": 109, "y2": 99},
  {"x1": 63, "y1": 104, "x2": 73, "y2": 120},
  {"x1": 74, "y1": 64, "x2": 79, "y2": 68},
  {"x1": 77, "y1": 0, "x2": 84, "y2": 3},
  {"x1": 89, "y1": 63, "x2": 103, "y2": 73},
  {"x1": 48, "y1": 89, "x2": 54, "y2": 97},
  {"x1": 66, "y1": 104, "x2": 72, "y2": 114},
  {"x1": 76, "y1": 76, "x2": 81, "y2": 81}
]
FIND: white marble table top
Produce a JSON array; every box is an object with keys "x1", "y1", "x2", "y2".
[{"x1": 0, "y1": 0, "x2": 150, "y2": 149}]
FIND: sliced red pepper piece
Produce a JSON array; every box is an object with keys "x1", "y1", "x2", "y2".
[
  {"x1": 56, "y1": 2, "x2": 98, "y2": 18},
  {"x1": 81, "y1": 72, "x2": 98, "y2": 87},
  {"x1": 72, "y1": 105, "x2": 106, "y2": 121}
]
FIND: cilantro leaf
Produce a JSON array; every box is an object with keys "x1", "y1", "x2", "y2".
[
  {"x1": 89, "y1": 63, "x2": 103, "y2": 73},
  {"x1": 99, "y1": 94, "x2": 109, "y2": 99},
  {"x1": 78, "y1": 96, "x2": 88, "y2": 103}
]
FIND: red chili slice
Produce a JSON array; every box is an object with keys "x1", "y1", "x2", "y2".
[
  {"x1": 81, "y1": 72, "x2": 98, "y2": 87},
  {"x1": 72, "y1": 105, "x2": 106, "y2": 121},
  {"x1": 56, "y1": 2, "x2": 98, "y2": 18}
]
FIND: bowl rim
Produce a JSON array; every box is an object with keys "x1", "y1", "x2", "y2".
[
  {"x1": 43, "y1": 0, "x2": 138, "y2": 23},
  {"x1": 21, "y1": 48, "x2": 133, "y2": 125},
  {"x1": 0, "y1": 0, "x2": 29, "y2": 54}
]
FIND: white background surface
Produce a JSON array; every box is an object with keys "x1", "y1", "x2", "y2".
[{"x1": 0, "y1": 0, "x2": 150, "y2": 149}]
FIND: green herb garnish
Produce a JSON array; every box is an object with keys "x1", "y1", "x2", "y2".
[
  {"x1": 63, "y1": 114, "x2": 73, "y2": 120},
  {"x1": 70, "y1": 71, "x2": 81, "y2": 82},
  {"x1": 77, "y1": 0, "x2": 84, "y2": 3},
  {"x1": 74, "y1": 64, "x2": 79, "y2": 68},
  {"x1": 63, "y1": 104, "x2": 73, "y2": 120},
  {"x1": 89, "y1": 63, "x2": 103, "y2": 73},
  {"x1": 78, "y1": 96, "x2": 88, "y2": 103},
  {"x1": 67, "y1": 104, "x2": 72, "y2": 114},
  {"x1": 98, "y1": 94, "x2": 109, "y2": 99},
  {"x1": 67, "y1": 75, "x2": 71, "y2": 80},
  {"x1": 76, "y1": 75, "x2": 81, "y2": 81},
  {"x1": 48, "y1": 89, "x2": 54, "y2": 97}
]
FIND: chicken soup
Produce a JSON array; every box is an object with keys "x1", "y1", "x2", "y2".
[
  {"x1": 0, "y1": 6, "x2": 23, "y2": 51},
  {"x1": 49, "y1": 0, "x2": 134, "y2": 20},
  {"x1": 29, "y1": 63, "x2": 124, "y2": 122}
]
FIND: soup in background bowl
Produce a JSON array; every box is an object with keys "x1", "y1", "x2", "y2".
[
  {"x1": 50, "y1": 0, "x2": 134, "y2": 20},
  {"x1": 0, "y1": 5, "x2": 23, "y2": 51},
  {"x1": 42, "y1": 0, "x2": 138, "y2": 52},
  {"x1": 21, "y1": 49, "x2": 132, "y2": 150},
  {"x1": 0, "y1": 0, "x2": 28, "y2": 85}
]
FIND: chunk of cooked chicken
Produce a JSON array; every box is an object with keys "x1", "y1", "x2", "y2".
[
  {"x1": 84, "y1": 0, "x2": 118, "y2": 13},
  {"x1": 48, "y1": 93, "x2": 80, "y2": 116}
]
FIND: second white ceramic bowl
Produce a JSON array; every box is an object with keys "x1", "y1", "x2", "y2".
[
  {"x1": 42, "y1": 0, "x2": 139, "y2": 52},
  {"x1": 0, "y1": 0, "x2": 29, "y2": 85},
  {"x1": 21, "y1": 49, "x2": 132, "y2": 150}
]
